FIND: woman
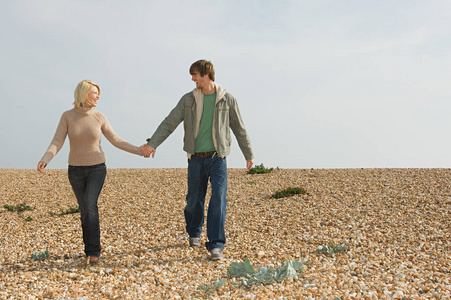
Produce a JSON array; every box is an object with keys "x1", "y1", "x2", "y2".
[{"x1": 37, "y1": 80, "x2": 150, "y2": 264}]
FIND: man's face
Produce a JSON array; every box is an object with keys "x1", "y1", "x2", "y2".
[{"x1": 191, "y1": 71, "x2": 209, "y2": 89}]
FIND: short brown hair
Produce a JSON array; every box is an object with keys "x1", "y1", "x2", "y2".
[{"x1": 189, "y1": 60, "x2": 215, "y2": 81}]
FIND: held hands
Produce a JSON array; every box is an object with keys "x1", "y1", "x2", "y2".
[
  {"x1": 140, "y1": 144, "x2": 156, "y2": 158},
  {"x1": 141, "y1": 144, "x2": 250, "y2": 168}
]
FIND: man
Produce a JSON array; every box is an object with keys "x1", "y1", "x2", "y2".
[{"x1": 144, "y1": 60, "x2": 254, "y2": 260}]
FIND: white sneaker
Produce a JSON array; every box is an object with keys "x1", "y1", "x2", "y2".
[
  {"x1": 210, "y1": 248, "x2": 224, "y2": 261},
  {"x1": 189, "y1": 237, "x2": 201, "y2": 247}
]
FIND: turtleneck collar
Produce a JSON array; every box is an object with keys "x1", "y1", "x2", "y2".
[{"x1": 74, "y1": 106, "x2": 95, "y2": 115}]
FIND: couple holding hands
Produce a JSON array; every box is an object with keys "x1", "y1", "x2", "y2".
[{"x1": 37, "y1": 60, "x2": 254, "y2": 264}]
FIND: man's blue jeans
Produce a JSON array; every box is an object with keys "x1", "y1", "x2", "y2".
[
  {"x1": 185, "y1": 155, "x2": 227, "y2": 251},
  {"x1": 68, "y1": 163, "x2": 107, "y2": 258}
]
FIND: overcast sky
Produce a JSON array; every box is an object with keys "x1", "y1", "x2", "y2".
[{"x1": 1, "y1": 0, "x2": 450, "y2": 169}]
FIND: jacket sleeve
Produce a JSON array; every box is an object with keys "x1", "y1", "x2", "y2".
[
  {"x1": 100, "y1": 113, "x2": 142, "y2": 155},
  {"x1": 40, "y1": 113, "x2": 69, "y2": 164},
  {"x1": 146, "y1": 97, "x2": 186, "y2": 149},
  {"x1": 229, "y1": 96, "x2": 254, "y2": 161}
]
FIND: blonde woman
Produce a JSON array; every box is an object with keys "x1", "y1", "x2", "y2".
[{"x1": 37, "y1": 80, "x2": 150, "y2": 264}]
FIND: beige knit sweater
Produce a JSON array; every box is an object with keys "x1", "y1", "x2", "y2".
[{"x1": 40, "y1": 107, "x2": 142, "y2": 166}]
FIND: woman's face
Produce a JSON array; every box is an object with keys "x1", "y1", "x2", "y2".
[{"x1": 86, "y1": 86, "x2": 100, "y2": 107}]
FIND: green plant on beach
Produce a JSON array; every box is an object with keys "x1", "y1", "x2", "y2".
[
  {"x1": 228, "y1": 259, "x2": 304, "y2": 286},
  {"x1": 247, "y1": 163, "x2": 275, "y2": 174},
  {"x1": 198, "y1": 259, "x2": 304, "y2": 294},
  {"x1": 316, "y1": 242, "x2": 347, "y2": 256},
  {"x1": 197, "y1": 279, "x2": 227, "y2": 295},
  {"x1": 272, "y1": 187, "x2": 307, "y2": 199},
  {"x1": 31, "y1": 250, "x2": 50, "y2": 261},
  {"x1": 3, "y1": 202, "x2": 34, "y2": 212},
  {"x1": 59, "y1": 206, "x2": 80, "y2": 216},
  {"x1": 4, "y1": 203, "x2": 35, "y2": 222}
]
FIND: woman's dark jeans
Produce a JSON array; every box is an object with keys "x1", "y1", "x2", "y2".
[{"x1": 68, "y1": 163, "x2": 106, "y2": 258}]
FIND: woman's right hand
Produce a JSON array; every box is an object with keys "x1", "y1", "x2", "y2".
[{"x1": 37, "y1": 161, "x2": 47, "y2": 174}]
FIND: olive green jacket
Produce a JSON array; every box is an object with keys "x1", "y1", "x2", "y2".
[{"x1": 146, "y1": 83, "x2": 254, "y2": 160}]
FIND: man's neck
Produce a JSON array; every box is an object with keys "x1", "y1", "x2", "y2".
[{"x1": 202, "y1": 81, "x2": 216, "y2": 95}]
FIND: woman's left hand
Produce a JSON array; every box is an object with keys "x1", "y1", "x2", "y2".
[{"x1": 37, "y1": 161, "x2": 47, "y2": 174}]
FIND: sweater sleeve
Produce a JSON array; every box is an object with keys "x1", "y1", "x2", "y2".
[
  {"x1": 229, "y1": 96, "x2": 254, "y2": 161},
  {"x1": 40, "y1": 113, "x2": 69, "y2": 165},
  {"x1": 100, "y1": 113, "x2": 142, "y2": 156}
]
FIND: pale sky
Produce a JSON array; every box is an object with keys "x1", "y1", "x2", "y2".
[{"x1": 1, "y1": 0, "x2": 450, "y2": 169}]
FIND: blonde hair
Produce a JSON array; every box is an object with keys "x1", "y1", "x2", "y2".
[{"x1": 73, "y1": 80, "x2": 100, "y2": 108}]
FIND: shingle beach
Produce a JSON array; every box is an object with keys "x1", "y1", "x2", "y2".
[{"x1": 1, "y1": 168, "x2": 450, "y2": 299}]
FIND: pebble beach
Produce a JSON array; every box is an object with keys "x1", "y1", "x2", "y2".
[{"x1": 0, "y1": 168, "x2": 450, "y2": 299}]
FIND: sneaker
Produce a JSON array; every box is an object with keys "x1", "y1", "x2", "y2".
[
  {"x1": 189, "y1": 237, "x2": 201, "y2": 247},
  {"x1": 210, "y1": 248, "x2": 224, "y2": 261}
]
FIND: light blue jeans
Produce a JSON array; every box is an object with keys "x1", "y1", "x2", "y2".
[{"x1": 185, "y1": 155, "x2": 227, "y2": 251}]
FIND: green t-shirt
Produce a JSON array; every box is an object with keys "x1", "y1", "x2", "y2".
[{"x1": 195, "y1": 92, "x2": 216, "y2": 152}]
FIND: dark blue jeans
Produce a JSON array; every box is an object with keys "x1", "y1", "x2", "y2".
[
  {"x1": 68, "y1": 163, "x2": 106, "y2": 258},
  {"x1": 185, "y1": 155, "x2": 227, "y2": 251}
]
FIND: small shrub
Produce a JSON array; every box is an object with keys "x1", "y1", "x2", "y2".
[
  {"x1": 316, "y1": 242, "x2": 347, "y2": 255},
  {"x1": 247, "y1": 163, "x2": 275, "y2": 174},
  {"x1": 272, "y1": 187, "x2": 307, "y2": 199},
  {"x1": 31, "y1": 250, "x2": 50, "y2": 261},
  {"x1": 3, "y1": 205, "x2": 15, "y2": 211},
  {"x1": 197, "y1": 279, "x2": 226, "y2": 295},
  {"x1": 228, "y1": 259, "x2": 304, "y2": 286},
  {"x1": 4, "y1": 203, "x2": 34, "y2": 222},
  {"x1": 197, "y1": 259, "x2": 304, "y2": 294},
  {"x1": 3, "y1": 203, "x2": 33, "y2": 212},
  {"x1": 227, "y1": 258, "x2": 255, "y2": 277}
]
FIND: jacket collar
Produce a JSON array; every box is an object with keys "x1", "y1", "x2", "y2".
[{"x1": 192, "y1": 83, "x2": 226, "y2": 104}]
